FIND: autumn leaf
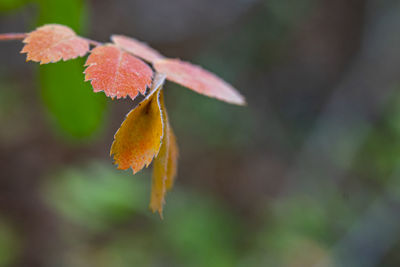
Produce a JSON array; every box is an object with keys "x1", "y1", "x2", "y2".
[
  {"x1": 154, "y1": 58, "x2": 246, "y2": 105},
  {"x1": 150, "y1": 88, "x2": 179, "y2": 217},
  {"x1": 112, "y1": 35, "x2": 164, "y2": 63},
  {"x1": 84, "y1": 44, "x2": 153, "y2": 99},
  {"x1": 150, "y1": 90, "x2": 169, "y2": 217},
  {"x1": 110, "y1": 74, "x2": 166, "y2": 174},
  {"x1": 21, "y1": 24, "x2": 89, "y2": 64},
  {"x1": 149, "y1": 127, "x2": 179, "y2": 217}
]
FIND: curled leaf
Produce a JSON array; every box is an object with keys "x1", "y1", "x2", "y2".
[
  {"x1": 112, "y1": 35, "x2": 164, "y2": 63},
  {"x1": 150, "y1": 87, "x2": 179, "y2": 216},
  {"x1": 110, "y1": 74, "x2": 166, "y2": 174},
  {"x1": 84, "y1": 44, "x2": 153, "y2": 99},
  {"x1": 154, "y1": 58, "x2": 246, "y2": 105},
  {"x1": 150, "y1": 125, "x2": 179, "y2": 217},
  {"x1": 150, "y1": 90, "x2": 169, "y2": 217},
  {"x1": 21, "y1": 24, "x2": 89, "y2": 64}
]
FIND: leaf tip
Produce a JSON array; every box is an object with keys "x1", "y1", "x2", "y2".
[{"x1": 150, "y1": 205, "x2": 164, "y2": 219}]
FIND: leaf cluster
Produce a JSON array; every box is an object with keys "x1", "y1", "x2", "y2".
[{"x1": 1, "y1": 24, "x2": 246, "y2": 216}]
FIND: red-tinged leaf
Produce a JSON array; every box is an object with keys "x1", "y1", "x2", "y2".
[
  {"x1": 112, "y1": 35, "x2": 164, "y2": 63},
  {"x1": 84, "y1": 45, "x2": 153, "y2": 99},
  {"x1": 21, "y1": 24, "x2": 89, "y2": 64},
  {"x1": 110, "y1": 75, "x2": 166, "y2": 174},
  {"x1": 154, "y1": 59, "x2": 246, "y2": 105}
]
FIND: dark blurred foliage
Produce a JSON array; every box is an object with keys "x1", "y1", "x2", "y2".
[{"x1": 1, "y1": 0, "x2": 400, "y2": 266}]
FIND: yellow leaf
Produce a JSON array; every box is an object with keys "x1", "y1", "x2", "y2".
[
  {"x1": 150, "y1": 88, "x2": 179, "y2": 217},
  {"x1": 150, "y1": 90, "x2": 168, "y2": 217},
  {"x1": 110, "y1": 74, "x2": 166, "y2": 174}
]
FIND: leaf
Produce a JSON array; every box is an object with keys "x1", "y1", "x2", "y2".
[
  {"x1": 35, "y1": 2, "x2": 106, "y2": 139},
  {"x1": 166, "y1": 126, "x2": 178, "y2": 191},
  {"x1": 154, "y1": 59, "x2": 246, "y2": 105},
  {"x1": 149, "y1": 89, "x2": 179, "y2": 216},
  {"x1": 112, "y1": 35, "x2": 164, "y2": 63},
  {"x1": 40, "y1": 59, "x2": 106, "y2": 138},
  {"x1": 110, "y1": 75, "x2": 166, "y2": 174},
  {"x1": 84, "y1": 45, "x2": 153, "y2": 99},
  {"x1": 150, "y1": 125, "x2": 179, "y2": 217},
  {"x1": 21, "y1": 24, "x2": 89, "y2": 64},
  {"x1": 0, "y1": 0, "x2": 26, "y2": 11},
  {"x1": 36, "y1": 0, "x2": 85, "y2": 33},
  {"x1": 150, "y1": 90, "x2": 169, "y2": 217}
]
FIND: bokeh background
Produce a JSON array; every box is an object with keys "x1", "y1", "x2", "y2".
[{"x1": 1, "y1": 0, "x2": 400, "y2": 266}]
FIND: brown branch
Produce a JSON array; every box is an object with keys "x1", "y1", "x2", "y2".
[{"x1": 0, "y1": 33, "x2": 27, "y2": 41}]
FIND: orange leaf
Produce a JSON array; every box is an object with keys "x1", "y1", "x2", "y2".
[
  {"x1": 110, "y1": 74, "x2": 166, "y2": 173},
  {"x1": 150, "y1": 90, "x2": 169, "y2": 217},
  {"x1": 112, "y1": 35, "x2": 164, "y2": 63},
  {"x1": 84, "y1": 45, "x2": 153, "y2": 99},
  {"x1": 154, "y1": 58, "x2": 246, "y2": 105},
  {"x1": 21, "y1": 24, "x2": 89, "y2": 64},
  {"x1": 150, "y1": 88, "x2": 179, "y2": 217}
]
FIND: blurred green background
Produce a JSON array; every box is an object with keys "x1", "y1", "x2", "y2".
[{"x1": 1, "y1": 0, "x2": 400, "y2": 266}]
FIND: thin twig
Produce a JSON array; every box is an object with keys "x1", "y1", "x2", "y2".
[
  {"x1": 82, "y1": 37, "x2": 102, "y2": 47},
  {"x1": 0, "y1": 33, "x2": 27, "y2": 41},
  {"x1": 0, "y1": 33, "x2": 102, "y2": 47}
]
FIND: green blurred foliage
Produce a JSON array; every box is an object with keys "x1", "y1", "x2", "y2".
[
  {"x1": 0, "y1": 0, "x2": 27, "y2": 12},
  {"x1": 33, "y1": 155, "x2": 370, "y2": 267},
  {"x1": 239, "y1": 194, "x2": 359, "y2": 267},
  {"x1": 36, "y1": 0, "x2": 106, "y2": 139},
  {"x1": 39, "y1": 60, "x2": 106, "y2": 139},
  {"x1": 44, "y1": 163, "x2": 148, "y2": 231},
  {"x1": 36, "y1": 0, "x2": 87, "y2": 32},
  {"x1": 43, "y1": 162, "x2": 242, "y2": 267},
  {"x1": 161, "y1": 193, "x2": 240, "y2": 267},
  {"x1": 355, "y1": 86, "x2": 400, "y2": 185},
  {"x1": 0, "y1": 219, "x2": 20, "y2": 267}
]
